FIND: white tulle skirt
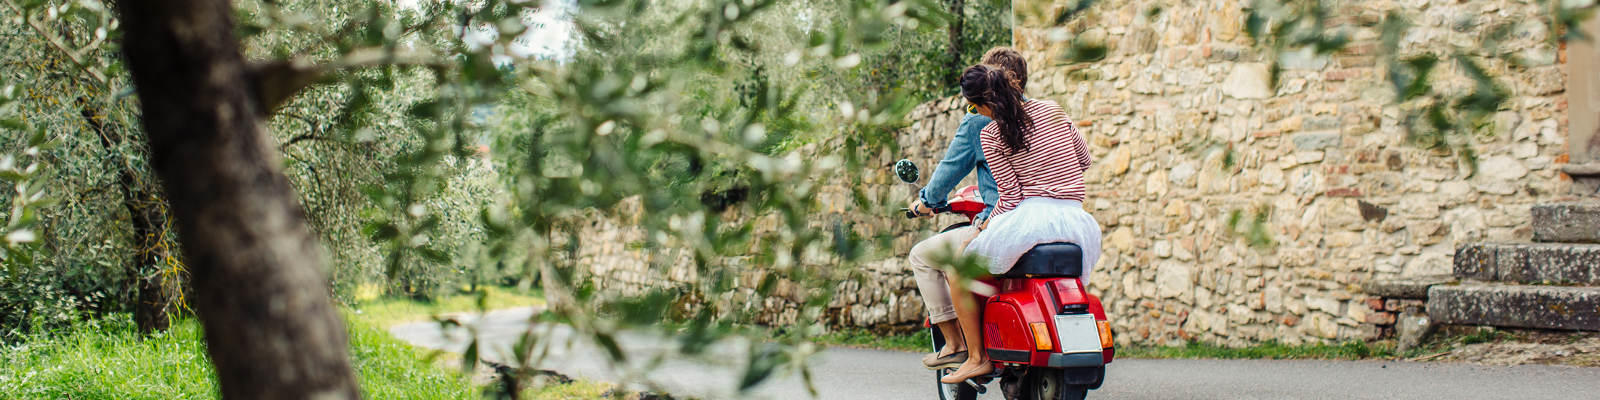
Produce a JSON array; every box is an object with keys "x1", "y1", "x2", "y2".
[{"x1": 965, "y1": 197, "x2": 1103, "y2": 286}]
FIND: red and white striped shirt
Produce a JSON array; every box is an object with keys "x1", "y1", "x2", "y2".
[{"x1": 979, "y1": 100, "x2": 1092, "y2": 217}]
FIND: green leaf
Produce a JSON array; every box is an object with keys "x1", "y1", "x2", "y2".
[
  {"x1": 416, "y1": 246, "x2": 451, "y2": 264},
  {"x1": 592, "y1": 332, "x2": 627, "y2": 362},
  {"x1": 462, "y1": 340, "x2": 479, "y2": 375},
  {"x1": 0, "y1": 118, "x2": 25, "y2": 131},
  {"x1": 1245, "y1": 11, "x2": 1267, "y2": 42},
  {"x1": 364, "y1": 222, "x2": 400, "y2": 241}
]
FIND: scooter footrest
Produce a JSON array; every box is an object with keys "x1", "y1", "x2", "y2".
[{"x1": 966, "y1": 380, "x2": 986, "y2": 394}]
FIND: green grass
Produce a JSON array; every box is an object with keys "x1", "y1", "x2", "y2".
[
  {"x1": 802, "y1": 329, "x2": 1415, "y2": 362},
  {"x1": 1118, "y1": 340, "x2": 1398, "y2": 360},
  {"x1": 0, "y1": 286, "x2": 555, "y2": 400},
  {"x1": 0, "y1": 316, "x2": 482, "y2": 399},
  {"x1": 519, "y1": 379, "x2": 615, "y2": 399},
  {"x1": 810, "y1": 328, "x2": 931, "y2": 352}
]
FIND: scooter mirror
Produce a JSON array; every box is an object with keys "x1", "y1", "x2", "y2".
[{"x1": 894, "y1": 159, "x2": 919, "y2": 184}]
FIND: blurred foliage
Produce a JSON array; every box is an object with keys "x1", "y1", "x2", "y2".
[
  {"x1": 0, "y1": 0, "x2": 177, "y2": 340},
  {"x1": 0, "y1": 106, "x2": 64, "y2": 339},
  {"x1": 1016, "y1": 0, "x2": 1111, "y2": 65},
  {"x1": 1225, "y1": 206, "x2": 1276, "y2": 249},
  {"x1": 2, "y1": 0, "x2": 1012, "y2": 395}
]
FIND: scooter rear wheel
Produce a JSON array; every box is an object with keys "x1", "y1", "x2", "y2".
[{"x1": 1021, "y1": 368, "x2": 1088, "y2": 400}]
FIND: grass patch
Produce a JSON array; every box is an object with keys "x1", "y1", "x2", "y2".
[
  {"x1": 0, "y1": 286, "x2": 560, "y2": 400},
  {"x1": 519, "y1": 379, "x2": 615, "y2": 399},
  {"x1": 795, "y1": 328, "x2": 1414, "y2": 362},
  {"x1": 0, "y1": 316, "x2": 481, "y2": 399},
  {"x1": 1118, "y1": 340, "x2": 1397, "y2": 360},
  {"x1": 349, "y1": 286, "x2": 546, "y2": 326},
  {"x1": 809, "y1": 328, "x2": 931, "y2": 352},
  {"x1": 1396, "y1": 326, "x2": 1520, "y2": 359}
]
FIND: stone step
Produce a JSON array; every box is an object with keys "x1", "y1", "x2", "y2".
[
  {"x1": 1532, "y1": 202, "x2": 1600, "y2": 243},
  {"x1": 1427, "y1": 283, "x2": 1600, "y2": 331},
  {"x1": 1365, "y1": 275, "x2": 1454, "y2": 299},
  {"x1": 1454, "y1": 243, "x2": 1600, "y2": 285},
  {"x1": 1560, "y1": 163, "x2": 1600, "y2": 198}
]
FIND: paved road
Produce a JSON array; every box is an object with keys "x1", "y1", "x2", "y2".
[{"x1": 391, "y1": 308, "x2": 1600, "y2": 399}]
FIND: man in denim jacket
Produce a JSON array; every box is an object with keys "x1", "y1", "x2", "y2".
[{"x1": 907, "y1": 47, "x2": 1025, "y2": 370}]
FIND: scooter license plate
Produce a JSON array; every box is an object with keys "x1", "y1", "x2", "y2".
[{"x1": 1053, "y1": 314, "x2": 1102, "y2": 354}]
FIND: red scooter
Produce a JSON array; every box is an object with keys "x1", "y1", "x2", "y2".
[{"x1": 896, "y1": 160, "x2": 1113, "y2": 400}]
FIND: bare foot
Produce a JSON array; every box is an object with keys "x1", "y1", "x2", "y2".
[{"x1": 939, "y1": 359, "x2": 994, "y2": 384}]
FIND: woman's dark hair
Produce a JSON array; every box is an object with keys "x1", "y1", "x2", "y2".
[{"x1": 960, "y1": 64, "x2": 1032, "y2": 154}]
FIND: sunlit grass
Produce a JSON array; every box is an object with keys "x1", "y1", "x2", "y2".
[
  {"x1": 519, "y1": 379, "x2": 616, "y2": 399},
  {"x1": 348, "y1": 285, "x2": 546, "y2": 326},
  {"x1": 0, "y1": 316, "x2": 481, "y2": 399},
  {"x1": 0, "y1": 286, "x2": 554, "y2": 399},
  {"x1": 809, "y1": 328, "x2": 931, "y2": 352}
]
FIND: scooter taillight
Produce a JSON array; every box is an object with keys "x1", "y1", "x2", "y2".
[
  {"x1": 1049, "y1": 279, "x2": 1091, "y2": 313},
  {"x1": 1098, "y1": 320, "x2": 1114, "y2": 349}
]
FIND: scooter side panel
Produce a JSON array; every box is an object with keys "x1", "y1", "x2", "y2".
[
  {"x1": 981, "y1": 299, "x2": 1032, "y2": 361},
  {"x1": 988, "y1": 283, "x2": 1058, "y2": 366}
]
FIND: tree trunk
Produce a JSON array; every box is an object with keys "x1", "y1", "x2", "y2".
[
  {"x1": 80, "y1": 100, "x2": 176, "y2": 335},
  {"x1": 946, "y1": 0, "x2": 965, "y2": 84},
  {"x1": 128, "y1": 190, "x2": 176, "y2": 333},
  {"x1": 114, "y1": 1, "x2": 361, "y2": 398}
]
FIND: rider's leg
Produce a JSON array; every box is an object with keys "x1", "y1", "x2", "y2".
[
  {"x1": 909, "y1": 226, "x2": 977, "y2": 356},
  {"x1": 934, "y1": 320, "x2": 963, "y2": 353},
  {"x1": 941, "y1": 271, "x2": 993, "y2": 383}
]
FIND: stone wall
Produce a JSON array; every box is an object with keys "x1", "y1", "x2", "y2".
[
  {"x1": 1015, "y1": 0, "x2": 1571, "y2": 346},
  {"x1": 576, "y1": 0, "x2": 1578, "y2": 346},
  {"x1": 576, "y1": 98, "x2": 980, "y2": 332}
]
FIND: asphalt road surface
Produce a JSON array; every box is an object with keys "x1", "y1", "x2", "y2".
[{"x1": 390, "y1": 308, "x2": 1600, "y2": 399}]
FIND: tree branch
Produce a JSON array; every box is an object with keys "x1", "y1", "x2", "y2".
[
  {"x1": 249, "y1": 47, "x2": 443, "y2": 116},
  {"x1": 279, "y1": 134, "x2": 344, "y2": 150}
]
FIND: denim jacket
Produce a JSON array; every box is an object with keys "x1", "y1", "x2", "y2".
[{"x1": 918, "y1": 112, "x2": 999, "y2": 223}]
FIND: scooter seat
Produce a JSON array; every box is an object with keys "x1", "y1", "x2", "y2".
[{"x1": 996, "y1": 242, "x2": 1083, "y2": 278}]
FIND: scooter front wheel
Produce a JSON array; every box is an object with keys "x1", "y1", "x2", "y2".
[
  {"x1": 936, "y1": 368, "x2": 980, "y2": 400},
  {"x1": 930, "y1": 327, "x2": 978, "y2": 400},
  {"x1": 1022, "y1": 368, "x2": 1088, "y2": 400}
]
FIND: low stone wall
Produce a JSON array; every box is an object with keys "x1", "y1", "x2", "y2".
[
  {"x1": 578, "y1": 1, "x2": 1577, "y2": 346},
  {"x1": 1016, "y1": 0, "x2": 1571, "y2": 346},
  {"x1": 576, "y1": 98, "x2": 981, "y2": 332}
]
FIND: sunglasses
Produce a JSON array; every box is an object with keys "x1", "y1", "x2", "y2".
[{"x1": 966, "y1": 103, "x2": 978, "y2": 114}]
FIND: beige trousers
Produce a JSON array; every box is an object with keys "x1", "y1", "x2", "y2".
[{"x1": 909, "y1": 226, "x2": 978, "y2": 324}]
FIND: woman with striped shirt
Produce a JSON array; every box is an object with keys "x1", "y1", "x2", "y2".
[{"x1": 939, "y1": 63, "x2": 1104, "y2": 383}]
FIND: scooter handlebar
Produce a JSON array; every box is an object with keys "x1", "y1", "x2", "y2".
[{"x1": 901, "y1": 205, "x2": 951, "y2": 219}]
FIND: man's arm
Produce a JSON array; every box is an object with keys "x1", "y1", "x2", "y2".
[{"x1": 917, "y1": 114, "x2": 984, "y2": 209}]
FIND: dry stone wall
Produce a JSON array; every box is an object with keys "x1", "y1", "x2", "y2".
[
  {"x1": 576, "y1": 0, "x2": 1577, "y2": 346},
  {"x1": 576, "y1": 98, "x2": 980, "y2": 332},
  {"x1": 1017, "y1": 0, "x2": 1571, "y2": 346}
]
